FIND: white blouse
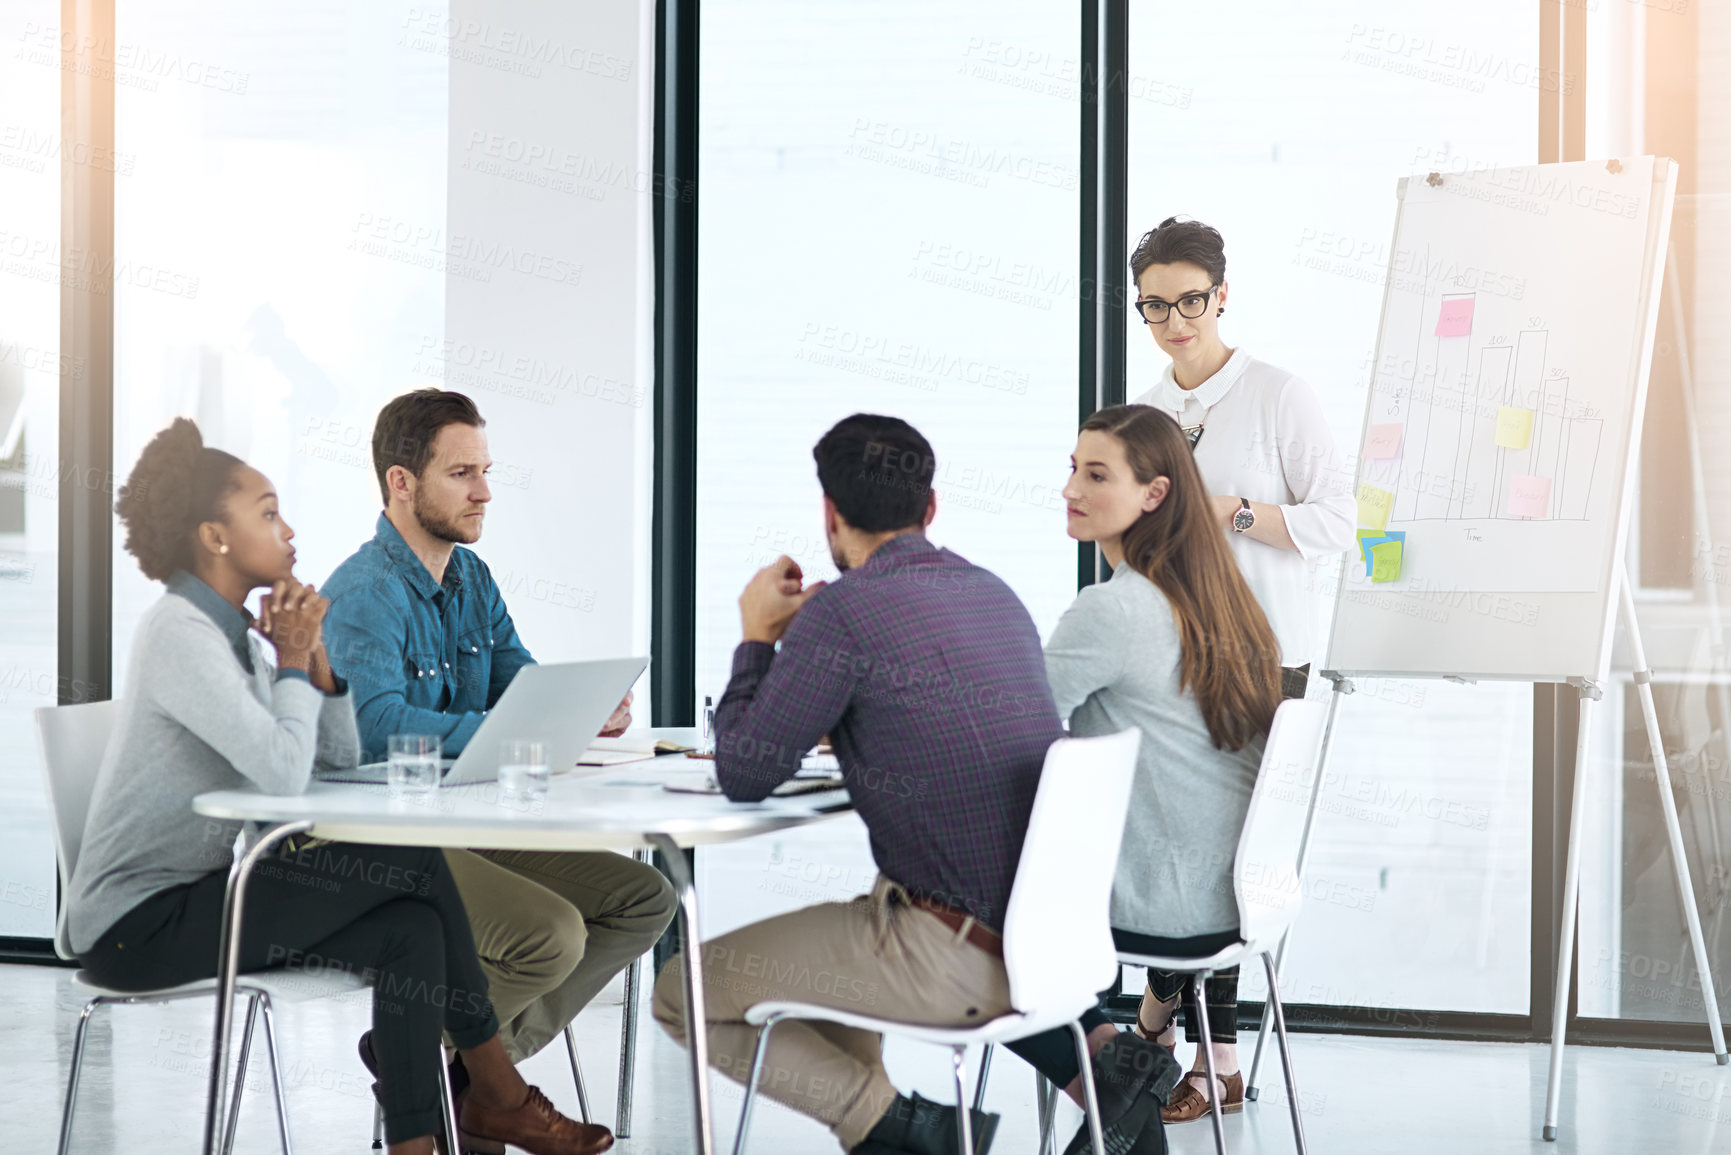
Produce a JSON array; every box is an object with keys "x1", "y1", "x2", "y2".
[{"x1": 1131, "y1": 349, "x2": 1355, "y2": 667}]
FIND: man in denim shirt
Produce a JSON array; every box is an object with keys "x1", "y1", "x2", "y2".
[{"x1": 323, "y1": 389, "x2": 675, "y2": 1088}]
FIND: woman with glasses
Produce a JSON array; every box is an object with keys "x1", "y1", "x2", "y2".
[{"x1": 1124, "y1": 217, "x2": 1355, "y2": 1125}]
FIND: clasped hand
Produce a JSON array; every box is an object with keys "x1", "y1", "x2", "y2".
[
  {"x1": 739, "y1": 555, "x2": 826, "y2": 645},
  {"x1": 257, "y1": 578, "x2": 337, "y2": 693}
]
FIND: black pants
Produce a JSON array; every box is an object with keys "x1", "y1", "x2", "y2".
[
  {"x1": 1004, "y1": 927, "x2": 1240, "y2": 1087},
  {"x1": 81, "y1": 837, "x2": 500, "y2": 1145}
]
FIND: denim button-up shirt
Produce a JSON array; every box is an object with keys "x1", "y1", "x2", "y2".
[{"x1": 322, "y1": 514, "x2": 534, "y2": 762}]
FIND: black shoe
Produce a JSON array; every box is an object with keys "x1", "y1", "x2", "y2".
[
  {"x1": 358, "y1": 1031, "x2": 496, "y2": 1154},
  {"x1": 867, "y1": 1091, "x2": 1000, "y2": 1155},
  {"x1": 1062, "y1": 1088, "x2": 1161, "y2": 1155},
  {"x1": 357, "y1": 1030, "x2": 383, "y2": 1103},
  {"x1": 1089, "y1": 1031, "x2": 1183, "y2": 1120},
  {"x1": 359, "y1": 1030, "x2": 473, "y2": 1100}
]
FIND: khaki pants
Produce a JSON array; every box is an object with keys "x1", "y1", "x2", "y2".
[
  {"x1": 445, "y1": 848, "x2": 677, "y2": 1062},
  {"x1": 652, "y1": 876, "x2": 1012, "y2": 1152}
]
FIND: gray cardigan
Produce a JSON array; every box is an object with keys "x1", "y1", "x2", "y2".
[
  {"x1": 1045, "y1": 563, "x2": 1263, "y2": 939},
  {"x1": 66, "y1": 586, "x2": 360, "y2": 955}
]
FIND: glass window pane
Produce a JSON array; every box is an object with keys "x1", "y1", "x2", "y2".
[
  {"x1": 1127, "y1": 1, "x2": 1539, "y2": 1014},
  {"x1": 0, "y1": 0, "x2": 64, "y2": 940},
  {"x1": 695, "y1": 2, "x2": 1080, "y2": 919},
  {"x1": 1578, "y1": 1, "x2": 1731, "y2": 1027},
  {"x1": 110, "y1": 4, "x2": 451, "y2": 675},
  {"x1": 111, "y1": 3, "x2": 653, "y2": 696}
]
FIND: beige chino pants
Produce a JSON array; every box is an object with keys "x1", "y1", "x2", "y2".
[
  {"x1": 652, "y1": 876, "x2": 1012, "y2": 1152},
  {"x1": 445, "y1": 848, "x2": 677, "y2": 1062}
]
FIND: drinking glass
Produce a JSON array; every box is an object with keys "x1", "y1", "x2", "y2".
[
  {"x1": 498, "y1": 738, "x2": 550, "y2": 802},
  {"x1": 387, "y1": 734, "x2": 441, "y2": 798}
]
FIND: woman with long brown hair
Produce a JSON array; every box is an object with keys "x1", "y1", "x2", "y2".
[{"x1": 1004, "y1": 404, "x2": 1283, "y2": 1153}]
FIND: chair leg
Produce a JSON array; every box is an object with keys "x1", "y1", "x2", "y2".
[
  {"x1": 564, "y1": 1025, "x2": 593, "y2": 1124},
  {"x1": 436, "y1": 1042, "x2": 463, "y2": 1153},
  {"x1": 1261, "y1": 952, "x2": 1309, "y2": 1155},
  {"x1": 950, "y1": 1046, "x2": 975, "y2": 1154},
  {"x1": 220, "y1": 994, "x2": 260, "y2": 1155},
  {"x1": 58, "y1": 997, "x2": 104, "y2": 1155},
  {"x1": 617, "y1": 949, "x2": 642, "y2": 1137},
  {"x1": 973, "y1": 1042, "x2": 994, "y2": 1112},
  {"x1": 372, "y1": 1102, "x2": 384, "y2": 1150},
  {"x1": 1034, "y1": 1072, "x2": 1057, "y2": 1155},
  {"x1": 256, "y1": 993, "x2": 294, "y2": 1155},
  {"x1": 1192, "y1": 972, "x2": 1228, "y2": 1155},
  {"x1": 731, "y1": 1015, "x2": 779, "y2": 1155},
  {"x1": 1068, "y1": 1020, "x2": 1107, "y2": 1155}
]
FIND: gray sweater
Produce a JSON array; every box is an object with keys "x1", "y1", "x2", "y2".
[
  {"x1": 1045, "y1": 564, "x2": 1263, "y2": 939},
  {"x1": 66, "y1": 585, "x2": 360, "y2": 955}
]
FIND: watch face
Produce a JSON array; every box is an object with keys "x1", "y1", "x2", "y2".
[{"x1": 1232, "y1": 507, "x2": 1255, "y2": 532}]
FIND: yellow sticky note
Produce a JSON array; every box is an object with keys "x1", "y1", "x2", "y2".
[
  {"x1": 1495, "y1": 406, "x2": 1534, "y2": 450},
  {"x1": 1357, "y1": 483, "x2": 1394, "y2": 532},
  {"x1": 1369, "y1": 540, "x2": 1403, "y2": 583}
]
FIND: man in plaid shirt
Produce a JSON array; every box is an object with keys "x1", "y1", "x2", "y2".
[{"x1": 653, "y1": 414, "x2": 1062, "y2": 1155}]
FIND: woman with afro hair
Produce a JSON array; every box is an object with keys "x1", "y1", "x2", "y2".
[{"x1": 64, "y1": 418, "x2": 612, "y2": 1155}]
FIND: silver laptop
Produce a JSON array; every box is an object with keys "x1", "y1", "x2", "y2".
[{"x1": 319, "y1": 656, "x2": 649, "y2": 786}]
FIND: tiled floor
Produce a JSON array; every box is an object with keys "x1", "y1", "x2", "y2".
[{"x1": 3, "y1": 960, "x2": 1728, "y2": 1154}]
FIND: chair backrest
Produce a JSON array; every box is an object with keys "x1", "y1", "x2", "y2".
[
  {"x1": 35, "y1": 701, "x2": 120, "y2": 960},
  {"x1": 1233, "y1": 699, "x2": 1329, "y2": 951},
  {"x1": 1001, "y1": 728, "x2": 1141, "y2": 1013}
]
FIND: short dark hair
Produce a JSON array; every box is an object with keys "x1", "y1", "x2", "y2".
[
  {"x1": 371, "y1": 389, "x2": 486, "y2": 504},
  {"x1": 115, "y1": 417, "x2": 246, "y2": 582},
  {"x1": 813, "y1": 414, "x2": 935, "y2": 534},
  {"x1": 1129, "y1": 216, "x2": 1226, "y2": 286}
]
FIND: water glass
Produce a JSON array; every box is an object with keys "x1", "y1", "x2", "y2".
[
  {"x1": 498, "y1": 738, "x2": 550, "y2": 802},
  {"x1": 387, "y1": 734, "x2": 442, "y2": 798}
]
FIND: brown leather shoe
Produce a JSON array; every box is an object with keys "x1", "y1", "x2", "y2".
[
  {"x1": 460, "y1": 1086, "x2": 614, "y2": 1155},
  {"x1": 1161, "y1": 1070, "x2": 1243, "y2": 1124}
]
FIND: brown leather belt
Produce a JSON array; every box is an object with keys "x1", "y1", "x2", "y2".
[{"x1": 904, "y1": 894, "x2": 1003, "y2": 958}]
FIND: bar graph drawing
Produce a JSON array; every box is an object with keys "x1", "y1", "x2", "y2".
[
  {"x1": 1389, "y1": 295, "x2": 1602, "y2": 526},
  {"x1": 1334, "y1": 157, "x2": 1672, "y2": 635}
]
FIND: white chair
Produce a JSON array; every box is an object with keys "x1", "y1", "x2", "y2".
[
  {"x1": 1114, "y1": 699, "x2": 1327, "y2": 1155},
  {"x1": 729, "y1": 728, "x2": 1144, "y2": 1155},
  {"x1": 36, "y1": 701, "x2": 451, "y2": 1155}
]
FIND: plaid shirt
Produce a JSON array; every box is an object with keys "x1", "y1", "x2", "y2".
[{"x1": 715, "y1": 533, "x2": 1062, "y2": 931}]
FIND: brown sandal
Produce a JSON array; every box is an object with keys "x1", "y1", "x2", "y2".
[
  {"x1": 1161, "y1": 1071, "x2": 1244, "y2": 1124},
  {"x1": 1133, "y1": 985, "x2": 1178, "y2": 1047}
]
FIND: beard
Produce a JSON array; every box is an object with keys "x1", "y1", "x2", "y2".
[
  {"x1": 414, "y1": 489, "x2": 482, "y2": 545},
  {"x1": 829, "y1": 534, "x2": 850, "y2": 573}
]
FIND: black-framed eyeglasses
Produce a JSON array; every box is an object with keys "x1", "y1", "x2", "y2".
[{"x1": 1135, "y1": 285, "x2": 1218, "y2": 325}]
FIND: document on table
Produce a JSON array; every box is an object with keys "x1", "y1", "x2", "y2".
[{"x1": 576, "y1": 737, "x2": 660, "y2": 767}]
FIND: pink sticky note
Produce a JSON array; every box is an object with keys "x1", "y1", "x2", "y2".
[
  {"x1": 1505, "y1": 473, "x2": 1552, "y2": 518},
  {"x1": 1364, "y1": 423, "x2": 1404, "y2": 460},
  {"x1": 1435, "y1": 297, "x2": 1475, "y2": 337}
]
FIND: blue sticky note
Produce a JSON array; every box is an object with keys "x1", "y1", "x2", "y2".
[{"x1": 1358, "y1": 530, "x2": 1406, "y2": 577}]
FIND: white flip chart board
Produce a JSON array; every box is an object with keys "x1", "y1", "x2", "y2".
[{"x1": 1323, "y1": 157, "x2": 1677, "y2": 682}]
